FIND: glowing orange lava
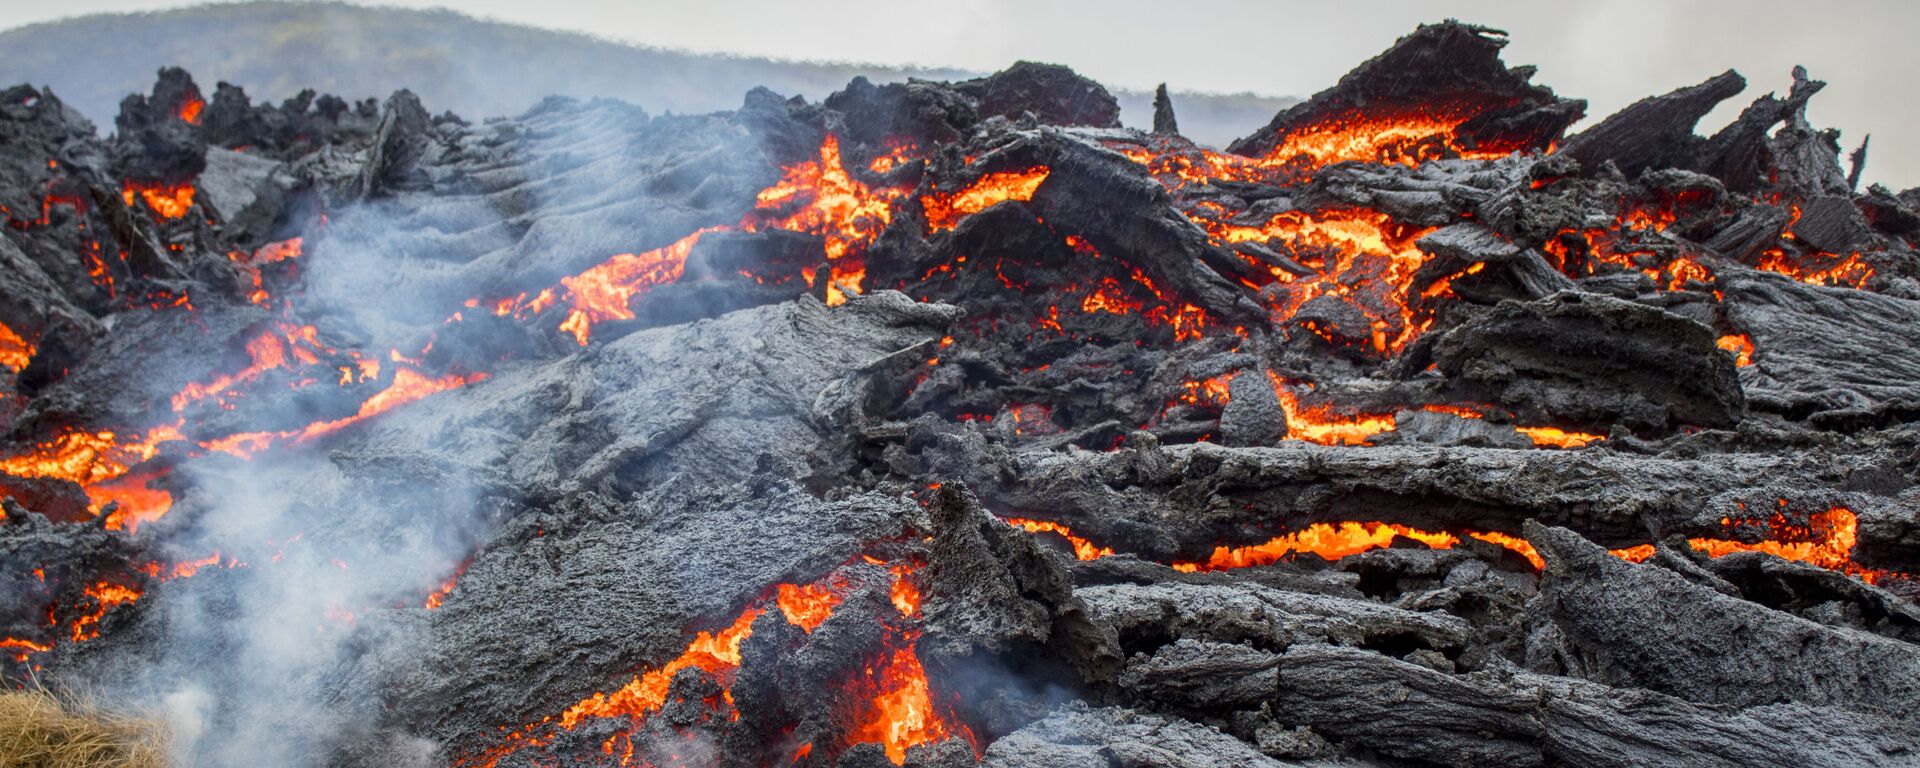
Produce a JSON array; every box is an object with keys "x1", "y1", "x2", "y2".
[
  {"x1": 844, "y1": 642, "x2": 960, "y2": 765},
  {"x1": 1191, "y1": 208, "x2": 1436, "y2": 353},
  {"x1": 465, "y1": 561, "x2": 964, "y2": 768},
  {"x1": 68, "y1": 581, "x2": 142, "y2": 642},
  {"x1": 211, "y1": 367, "x2": 485, "y2": 455},
  {"x1": 1682, "y1": 506, "x2": 1889, "y2": 583},
  {"x1": 1755, "y1": 248, "x2": 1875, "y2": 289},
  {"x1": 1265, "y1": 372, "x2": 1397, "y2": 446},
  {"x1": 84, "y1": 469, "x2": 174, "y2": 532},
  {"x1": 775, "y1": 581, "x2": 843, "y2": 632},
  {"x1": 171, "y1": 323, "x2": 328, "y2": 412},
  {"x1": 1265, "y1": 108, "x2": 1519, "y2": 171},
  {"x1": 424, "y1": 560, "x2": 470, "y2": 610},
  {"x1": 920, "y1": 168, "x2": 1050, "y2": 232},
  {"x1": 2, "y1": 637, "x2": 50, "y2": 663},
  {"x1": 120, "y1": 181, "x2": 196, "y2": 220},
  {"x1": 1512, "y1": 426, "x2": 1605, "y2": 449},
  {"x1": 1173, "y1": 521, "x2": 1460, "y2": 572},
  {"x1": 0, "y1": 322, "x2": 32, "y2": 372},
  {"x1": 538, "y1": 228, "x2": 714, "y2": 345},
  {"x1": 1002, "y1": 517, "x2": 1115, "y2": 561},
  {"x1": 178, "y1": 95, "x2": 205, "y2": 125},
  {"x1": 1716, "y1": 333, "x2": 1754, "y2": 367}
]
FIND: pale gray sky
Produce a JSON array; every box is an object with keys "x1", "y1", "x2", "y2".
[{"x1": 3, "y1": 0, "x2": 1915, "y2": 187}]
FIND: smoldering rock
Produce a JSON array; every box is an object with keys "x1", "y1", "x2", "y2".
[
  {"x1": 1525, "y1": 521, "x2": 1920, "y2": 717},
  {"x1": 982, "y1": 704, "x2": 1348, "y2": 768},
  {"x1": 919, "y1": 484, "x2": 1120, "y2": 738},
  {"x1": 1151, "y1": 84, "x2": 1179, "y2": 136},
  {"x1": 111, "y1": 67, "x2": 209, "y2": 183},
  {"x1": 1218, "y1": 369, "x2": 1286, "y2": 447},
  {"x1": 1229, "y1": 22, "x2": 1582, "y2": 161},
  {"x1": 929, "y1": 436, "x2": 1916, "y2": 563},
  {"x1": 5, "y1": 16, "x2": 1920, "y2": 768},
  {"x1": 1427, "y1": 290, "x2": 1745, "y2": 431},
  {"x1": 1721, "y1": 270, "x2": 1920, "y2": 424},
  {"x1": 1078, "y1": 581, "x2": 1469, "y2": 657},
  {"x1": 1271, "y1": 642, "x2": 1920, "y2": 768}
]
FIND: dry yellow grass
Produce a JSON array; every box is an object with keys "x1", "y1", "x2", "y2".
[{"x1": 0, "y1": 688, "x2": 168, "y2": 768}]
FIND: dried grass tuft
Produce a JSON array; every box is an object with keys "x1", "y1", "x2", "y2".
[{"x1": 0, "y1": 687, "x2": 169, "y2": 768}]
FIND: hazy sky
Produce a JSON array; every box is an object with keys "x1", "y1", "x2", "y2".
[{"x1": 3, "y1": 0, "x2": 1916, "y2": 187}]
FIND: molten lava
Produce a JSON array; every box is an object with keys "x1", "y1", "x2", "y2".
[
  {"x1": 178, "y1": 94, "x2": 205, "y2": 125},
  {"x1": 171, "y1": 323, "x2": 328, "y2": 412},
  {"x1": 775, "y1": 581, "x2": 843, "y2": 633},
  {"x1": 534, "y1": 228, "x2": 714, "y2": 346},
  {"x1": 424, "y1": 560, "x2": 470, "y2": 610},
  {"x1": 1173, "y1": 521, "x2": 1460, "y2": 572},
  {"x1": 1002, "y1": 517, "x2": 1115, "y2": 561},
  {"x1": 1512, "y1": 426, "x2": 1605, "y2": 449},
  {"x1": 1716, "y1": 333, "x2": 1755, "y2": 367},
  {"x1": 1755, "y1": 248, "x2": 1875, "y2": 289},
  {"x1": 120, "y1": 181, "x2": 196, "y2": 220},
  {"x1": 1265, "y1": 372, "x2": 1397, "y2": 446},
  {"x1": 211, "y1": 367, "x2": 486, "y2": 454},
  {"x1": 68, "y1": 581, "x2": 142, "y2": 642},
  {"x1": 84, "y1": 469, "x2": 174, "y2": 532},
  {"x1": 921, "y1": 168, "x2": 1050, "y2": 232},
  {"x1": 1678, "y1": 506, "x2": 1890, "y2": 583},
  {"x1": 1190, "y1": 208, "x2": 1437, "y2": 354},
  {"x1": 843, "y1": 641, "x2": 962, "y2": 765},
  {"x1": 556, "y1": 607, "x2": 761, "y2": 731},
  {"x1": 0, "y1": 322, "x2": 31, "y2": 372},
  {"x1": 466, "y1": 560, "x2": 965, "y2": 768}
]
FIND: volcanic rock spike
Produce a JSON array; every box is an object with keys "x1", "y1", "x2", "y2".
[
  {"x1": 918, "y1": 483, "x2": 1120, "y2": 740},
  {"x1": 1152, "y1": 83, "x2": 1179, "y2": 136},
  {"x1": 1558, "y1": 70, "x2": 1747, "y2": 180},
  {"x1": 1768, "y1": 67, "x2": 1852, "y2": 198},
  {"x1": 110, "y1": 66, "x2": 209, "y2": 184},
  {"x1": 352, "y1": 89, "x2": 436, "y2": 199},
  {"x1": 1693, "y1": 68, "x2": 1826, "y2": 194}
]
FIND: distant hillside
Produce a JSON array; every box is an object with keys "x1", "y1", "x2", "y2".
[{"x1": 0, "y1": 2, "x2": 1295, "y2": 148}]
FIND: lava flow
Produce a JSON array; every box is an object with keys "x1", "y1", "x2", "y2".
[
  {"x1": 1187, "y1": 207, "x2": 1438, "y2": 354},
  {"x1": 494, "y1": 133, "x2": 912, "y2": 344},
  {"x1": 465, "y1": 559, "x2": 965, "y2": 768},
  {"x1": 121, "y1": 180, "x2": 196, "y2": 220},
  {"x1": 1012, "y1": 513, "x2": 1900, "y2": 585},
  {"x1": 0, "y1": 321, "x2": 31, "y2": 372},
  {"x1": 1614, "y1": 505, "x2": 1897, "y2": 584},
  {"x1": 920, "y1": 168, "x2": 1051, "y2": 232}
]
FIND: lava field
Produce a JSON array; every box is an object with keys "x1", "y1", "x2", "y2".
[{"x1": 4, "y1": 20, "x2": 1920, "y2": 768}]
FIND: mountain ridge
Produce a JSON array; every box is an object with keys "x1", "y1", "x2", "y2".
[{"x1": 0, "y1": 1, "x2": 1296, "y2": 147}]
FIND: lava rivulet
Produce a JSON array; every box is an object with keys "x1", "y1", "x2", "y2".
[
  {"x1": 1008, "y1": 514, "x2": 1901, "y2": 585},
  {"x1": 920, "y1": 168, "x2": 1050, "y2": 232}
]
